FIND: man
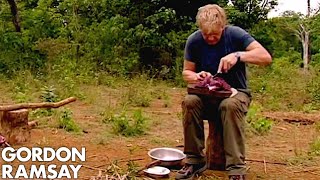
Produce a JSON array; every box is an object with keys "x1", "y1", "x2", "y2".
[{"x1": 175, "y1": 4, "x2": 272, "y2": 180}]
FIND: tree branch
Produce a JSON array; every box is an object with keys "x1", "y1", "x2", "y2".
[{"x1": 0, "y1": 97, "x2": 77, "y2": 111}]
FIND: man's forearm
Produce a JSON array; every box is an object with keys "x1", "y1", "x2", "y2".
[
  {"x1": 238, "y1": 48, "x2": 272, "y2": 65},
  {"x1": 182, "y1": 70, "x2": 198, "y2": 84},
  {"x1": 237, "y1": 41, "x2": 272, "y2": 65}
]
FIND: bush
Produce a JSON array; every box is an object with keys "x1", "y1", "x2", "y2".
[
  {"x1": 248, "y1": 57, "x2": 316, "y2": 111},
  {"x1": 107, "y1": 109, "x2": 148, "y2": 137},
  {"x1": 246, "y1": 103, "x2": 273, "y2": 135},
  {"x1": 58, "y1": 109, "x2": 81, "y2": 133},
  {"x1": 309, "y1": 138, "x2": 320, "y2": 156}
]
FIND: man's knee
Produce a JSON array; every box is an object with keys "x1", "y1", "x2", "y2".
[
  {"x1": 182, "y1": 95, "x2": 202, "y2": 109},
  {"x1": 219, "y1": 98, "x2": 239, "y2": 112}
]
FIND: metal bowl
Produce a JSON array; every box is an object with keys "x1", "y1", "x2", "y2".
[
  {"x1": 143, "y1": 166, "x2": 170, "y2": 176},
  {"x1": 148, "y1": 147, "x2": 186, "y2": 161}
]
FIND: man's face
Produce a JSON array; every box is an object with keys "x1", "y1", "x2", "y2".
[{"x1": 201, "y1": 26, "x2": 224, "y2": 45}]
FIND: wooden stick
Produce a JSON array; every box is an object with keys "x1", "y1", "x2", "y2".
[
  {"x1": 95, "y1": 157, "x2": 144, "y2": 168},
  {"x1": 0, "y1": 97, "x2": 76, "y2": 111},
  {"x1": 82, "y1": 165, "x2": 106, "y2": 172},
  {"x1": 118, "y1": 157, "x2": 144, "y2": 163},
  {"x1": 245, "y1": 158, "x2": 287, "y2": 165}
]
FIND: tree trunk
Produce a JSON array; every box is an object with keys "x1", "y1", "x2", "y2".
[
  {"x1": 303, "y1": 30, "x2": 309, "y2": 70},
  {"x1": 206, "y1": 120, "x2": 226, "y2": 170},
  {"x1": 0, "y1": 109, "x2": 30, "y2": 144},
  {"x1": 296, "y1": 0, "x2": 312, "y2": 70},
  {"x1": 6, "y1": 0, "x2": 21, "y2": 32}
]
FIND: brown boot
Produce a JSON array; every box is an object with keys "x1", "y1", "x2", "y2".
[{"x1": 175, "y1": 163, "x2": 207, "y2": 180}]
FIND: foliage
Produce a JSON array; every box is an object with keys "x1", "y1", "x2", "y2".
[
  {"x1": 227, "y1": 0, "x2": 278, "y2": 30},
  {"x1": 250, "y1": 18, "x2": 301, "y2": 58},
  {"x1": 58, "y1": 109, "x2": 81, "y2": 132},
  {"x1": 309, "y1": 138, "x2": 320, "y2": 156},
  {"x1": 246, "y1": 103, "x2": 273, "y2": 135},
  {"x1": 2, "y1": 0, "x2": 320, "y2": 114},
  {"x1": 248, "y1": 57, "x2": 320, "y2": 111},
  {"x1": 250, "y1": 118, "x2": 273, "y2": 135},
  {"x1": 106, "y1": 109, "x2": 148, "y2": 137},
  {"x1": 89, "y1": 160, "x2": 139, "y2": 179},
  {"x1": 40, "y1": 85, "x2": 58, "y2": 102},
  {"x1": 0, "y1": 0, "x2": 278, "y2": 80},
  {"x1": 119, "y1": 74, "x2": 171, "y2": 107}
]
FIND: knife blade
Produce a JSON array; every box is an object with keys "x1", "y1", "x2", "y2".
[{"x1": 211, "y1": 72, "x2": 222, "y2": 78}]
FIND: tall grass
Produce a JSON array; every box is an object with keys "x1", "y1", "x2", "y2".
[
  {"x1": 2, "y1": 55, "x2": 320, "y2": 114},
  {"x1": 249, "y1": 57, "x2": 320, "y2": 112}
]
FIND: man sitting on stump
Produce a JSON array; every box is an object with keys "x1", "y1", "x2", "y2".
[{"x1": 176, "y1": 4, "x2": 272, "y2": 180}]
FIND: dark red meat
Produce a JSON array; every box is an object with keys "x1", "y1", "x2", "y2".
[{"x1": 195, "y1": 76, "x2": 231, "y2": 92}]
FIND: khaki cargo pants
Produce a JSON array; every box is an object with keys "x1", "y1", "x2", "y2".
[{"x1": 182, "y1": 91, "x2": 251, "y2": 175}]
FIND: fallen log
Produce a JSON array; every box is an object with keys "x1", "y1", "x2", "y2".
[
  {"x1": 0, "y1": 97, "x2": 76, "y2": 144},
  {"x1": 0, "y1": 97, "x2": 76, "y2": 111}
]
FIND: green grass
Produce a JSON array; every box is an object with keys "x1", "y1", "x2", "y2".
[
  {"x1": 246, "y1": 102, "x2": 273, "y2": 135},
  {"x1": 309, "y1": 138, "x2": 320, "y2": 156},
  {"x1": 103, "y1": 109, "x2": 149, "y2": 137},
  {"x1": 248, "y1": 58, "x2": 320, "y2": 111},
  {"x1": 57, "y1": 109, "x2": 82, "y2": 133}
]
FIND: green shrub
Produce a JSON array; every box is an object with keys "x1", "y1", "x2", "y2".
[
  {"x1": 309, "y1": 138, "x2": 320, "y2": 156},
  {"x1": 41, "y1": 85, "x2": 58, "y2": 102},
  {"x1": 120, "y1": 75, "x2": 154, "y2": 107},
  {"x1": 107, "y1": 109, "x2": 148, "y2": 137},
  {"x1": 58, "y1": 109, "x2": 81, "y2": 133},
  {"x1": 249, "y1": 57, "x2": 315, "y2": 111},
  {"x1": 31, "y1": 108, "x2": 54, "y2": 118},
  {"x1": 250, "y1": 118, "x2": 273, "y2": 135},
  {"x1": 246, "y1": 103, "x2": 273, "y2": 135}
]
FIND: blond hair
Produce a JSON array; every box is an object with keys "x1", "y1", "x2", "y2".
[{"x1": 196, "y1": 4, "x2": 227, "y2": 31}]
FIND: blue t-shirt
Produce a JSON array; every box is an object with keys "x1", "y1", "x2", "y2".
[{"x1": 184, "y1": 25, "x2": 255, "y2": 89}]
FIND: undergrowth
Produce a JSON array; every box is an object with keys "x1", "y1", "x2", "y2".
[
  {"x1": 103, "y1": 109, "x2": 149, "y2": 137},
  {"x1": 246, "y1": 102, "x2": 273, "y2": 135}
]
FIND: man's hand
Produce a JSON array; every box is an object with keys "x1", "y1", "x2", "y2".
[
  {"x1": 218, "y1": 53, "x2": 239, "y2": 73},
  {"x1": 194, "y1": 71, "x2": 212, "y2": 81}
]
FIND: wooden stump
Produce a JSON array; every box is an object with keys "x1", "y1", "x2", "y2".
[
  {"x1": 206, "y1": 120, "x2": 226, "y2": 170},
  {"x1": 1, "y1": 109, "x2": 30, "y2": 144}
]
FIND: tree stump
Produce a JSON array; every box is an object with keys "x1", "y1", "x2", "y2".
[
  {"x1": 1, "y1": 109, "x2": 30, "y2": 144},
  {"x1": 206, "y1": 120, "x2": 226, "y2": 170}
]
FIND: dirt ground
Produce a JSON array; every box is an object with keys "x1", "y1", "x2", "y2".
[{"x1": 1, "y1": 87, "x2": 320, "y2": 180}]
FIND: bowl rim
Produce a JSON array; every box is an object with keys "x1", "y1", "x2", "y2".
[
  {"x1": 147, "y1": 147, "x2": 186, "y2": 161},
  {"x1": 143, "y1": 166, "x2": 170, "y2": 176}
]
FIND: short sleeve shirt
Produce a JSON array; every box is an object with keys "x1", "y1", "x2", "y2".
[{"x1": 184, "y1": 25, "x2": 255, "y2": 89}]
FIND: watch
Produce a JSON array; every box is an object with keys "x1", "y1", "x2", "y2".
[{"x1": 235, "y1": 52, "x2": 242, "y2": 63}]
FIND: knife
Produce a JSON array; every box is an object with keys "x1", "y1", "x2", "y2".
[{"x1": 211, "y1": 72, "x2": 222, "y2": 78}]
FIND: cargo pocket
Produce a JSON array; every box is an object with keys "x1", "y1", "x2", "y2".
[{"x1": 232, "y1": 92, "x2": 251, "y2": 114}]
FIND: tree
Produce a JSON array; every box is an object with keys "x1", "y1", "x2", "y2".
[
  {"x1": 250, "y1": 17, "x2": 301, "y2": 59},
  {"x1": 227, "y1": 0, "x2": 278, "y2": 30},
  {"x1": 281, "y1": 1, "x2": 320, "y2": 70}
]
